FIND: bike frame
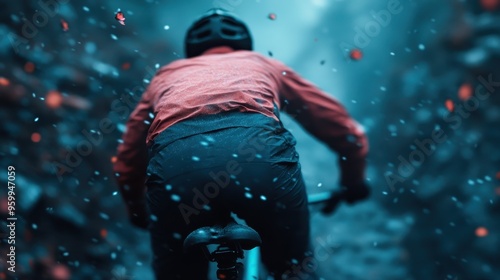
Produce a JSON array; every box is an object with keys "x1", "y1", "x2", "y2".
[{"x1": 204, "y1": 191, "x2": 342, "y2": 280}]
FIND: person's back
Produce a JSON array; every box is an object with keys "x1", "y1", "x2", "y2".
[{"x1": 113, "y1": 8, "x2": 370, "y2": 280}]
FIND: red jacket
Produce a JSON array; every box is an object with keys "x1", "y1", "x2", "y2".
[{"x1": 113, "y1": 46, "x2": 368, "y2": 203}]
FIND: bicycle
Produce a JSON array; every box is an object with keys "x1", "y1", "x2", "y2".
[{"x1": 183, "y1": 190, "x2": 346, "y2": 280}]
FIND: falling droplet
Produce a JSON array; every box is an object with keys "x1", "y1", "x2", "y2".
[
  {"x1": 60, "y1": 19, "x2": 69, "y2": 31},
  {"x1": 445, "y1": 99, "x2": 454, "y2": 112},
  {"x1": 349, "y1": 49, "x2": 363, "y2": 61},
  {"x1": 115, "y1": 11, "x2": 126, "y2": 25}
]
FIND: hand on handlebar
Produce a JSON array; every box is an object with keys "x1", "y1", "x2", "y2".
[
  {"x1": 342, "y1": 181, "x2": 371, "y2": 204},
  {"x1": 127, "y1": 200, "x2": 149, "y2": 230},
  {"x1": 321, "y1": 181, "x2": 371, "y2": 215}
]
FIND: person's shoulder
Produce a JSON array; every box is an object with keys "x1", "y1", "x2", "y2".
[
  {"x1": 160, "y1": 58, "x2": 190, "y2": 71},
  {"x1": 233, "y1": 50, "x2": 284, "y2": 67}
]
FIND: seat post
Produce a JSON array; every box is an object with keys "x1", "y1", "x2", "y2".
[{"x1": 212, "y1": 244, "x2": 243, "y2": 280}]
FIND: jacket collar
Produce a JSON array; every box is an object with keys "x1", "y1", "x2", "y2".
[{"x1": 202, "y1": 46, "x2": 235, "y2": 55}]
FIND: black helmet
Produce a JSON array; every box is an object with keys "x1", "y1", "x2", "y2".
[{"x1": 185, "y1": 8, "x2": 252, "y2": 58}]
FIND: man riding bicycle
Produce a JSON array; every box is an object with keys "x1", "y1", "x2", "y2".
[{"x1": 113, "y1": 8, "x2": 370, "y2": 280}]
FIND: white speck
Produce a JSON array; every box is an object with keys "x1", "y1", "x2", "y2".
[
  {"x1": 112, "y1": 191, "x2": 118, "y2": 196},
  {"x1": 272, "y1": 177, "x2": 278, "y2": 183},
  {"x1": 34, "y1": 117, "x2": 39, "y2": 122},
  {"x1": 173, "y1": 232, "x2": 182, "y2": 239},
  {"x1": 200, "y1": 141, "x2": 209, "y2": 146},
  {"x1": 390, "y1": 52, "x2": 395, "y2": 56},
  {"x1": 111, "y1": 34, "x2": 118, "y2": 40},
  {"x1": 380, "y1": 86, "x2": 387, "y2": 91},
  {"x1": 143, "y1": 79, "x2": 150, "y2": 84},
  {"x1": 155, "y1": 63, "x2": 160, "y2": 69},
  {"x1": 245, "y1": 192, "x2": 253, "y2": 199},
  {"x1": 83, "y1": 198, "x2": 90, "y2": 202},
  {"x1": 351, "y1": 100, "x2": 357, "y2": 104},
  {"x1": 255, "y1": 154, "x2": 262, "y2": 159},
  {"x1": 111, "y1": 252, "x2": 117, "y2": 259},
  {"x1": 63, "y1": 252, "x2": 69, "y2": 256},
  {"x1": 260, "y1": 195, "x2": 267, "y2": 201},
  {"x1": 192, "y1": 156, "x2": 200, "y2": 161},
  {"x1": 317, "y1": 183, "x2": 322, "y2": 187},
  {"x1": 382, "y1": 191, "x2": 388, "y2": 195},
  {"x1": 83, "y1": 6, "x2": 90, "y2": 12},
  {"x1": 99, "y1": 212, "x2": 109, "y2": 220},
  {"x1": 136, "y1": 261, "x2": 143, "y2": 266},
  {"x1": 150, "y1": 214, "x2": 158, "y2": 221},
  {"x1": 232, "y1": 153, "x2": 238, "y2": 158},
  {"x1": 165, "y1": 184, "x2": 172, "y2": 191},
  {"x1": 171, "y1": 194, "x2": 181, "y2": 202},
  {"x1": 32, "y1": 223, "x2": 38, "y2": 229},
  {"x1": 164, "y1": 25, "x2": 170, "y2": 30},
  {"x1": 282, "y1": 71, "x2": 287, "y2": 76},
  {"x1": 418, "y1": 44, "x2": 425, "y2": 51}
]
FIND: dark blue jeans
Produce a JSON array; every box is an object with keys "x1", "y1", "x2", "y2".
[{"x1": 145, "y1": 112, "x2": 315, "y2": 279}]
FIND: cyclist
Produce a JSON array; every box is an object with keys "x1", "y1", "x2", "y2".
[{"x1": 113, "y1": 8, "x2": 370, "y2": 280}]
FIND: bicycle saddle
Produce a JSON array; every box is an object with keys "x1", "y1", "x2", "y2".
[{"x1": 183, "y1": 221, "x2": 262, "y2": 252}]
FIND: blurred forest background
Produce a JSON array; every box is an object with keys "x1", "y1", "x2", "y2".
[{"x1": 0, "y1": 0, "x2": 499, "y2": 279}]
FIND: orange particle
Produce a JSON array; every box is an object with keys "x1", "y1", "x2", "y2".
[
  {"x1": 458, "y1": 83, "x2": 473, "y2": 101},
  {"x1": 480, "y1": 0, "x2": 500, "y2": 10},
  {"x1": 0, "y1": 77, "x2": 9, "y2": 86},
  {"x1": 51, "y1": 264, "x2": 71, "y2": 280},
  {"x1": 349, "y1": 49, "x2": 363, "y2": 61},
  {"x1": 100, "y1": 228, "x2": 108, "y2": 238},
  {"x1": 122, "y1": 62, "x2": 131, "y2": 70},
  {"x1": 445, "y1": 99, "x2": 454, "y2": 112},
  {"x1": 0, "y1": 272, "x2": 5, "y2": 280},
  {"x1": 111, "y1": 156, "x2": 118, "y2": 163},
  {"x1": 46, "y1": 90, "x2": 63, "y2": 109},
  {"x1": 495, "y1": 171, "x2": 500, "y2": 179},
  {"x1": 61, "y1": 19, "x2": 69, "y2": 31},
  {"x1": 24, "y1": 62, "x2": 35, "y2": 73},
  {"x1": 268, "y1": 13, "x2": 277, "y2": 20},
  {"x1": 475, "y1": 227, "x2": 488, "y2": 237},
  {"x1": 31, "y1": 132, "x2": 41, "y2": 143}
]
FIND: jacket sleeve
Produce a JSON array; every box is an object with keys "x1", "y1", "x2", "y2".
[
  {"x1": 113, "y1": 89, "x2": 153, "y2": 205},
  {"x1": 273, "y1": 60, "x2": 369, "y2": 186}
]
